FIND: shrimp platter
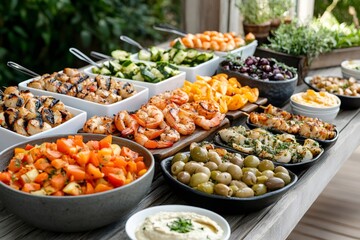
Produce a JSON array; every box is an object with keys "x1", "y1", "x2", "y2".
[{"x1": 82, "y1": 88, "x2": 227, "y2": 149}]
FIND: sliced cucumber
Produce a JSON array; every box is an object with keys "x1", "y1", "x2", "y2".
[
  {"x1": 173, "y1": 50, "x2": 187, "y2": 64},
  {"x1": 138, "y1": 49, "x2": 151, "y2": 61},
  {"x1": 111, "y1": 50, "x2": 130, "y2": 60}
]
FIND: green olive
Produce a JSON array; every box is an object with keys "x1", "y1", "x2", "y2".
[
  {"x1": 177, "y1": 171, "x2": 191, "y2": 185},
  {"x1": 274, "y1": 172, "x2": 291, "y2": 185},
  {"x1": 265, "y1": 177, "x2": 285, "y2": 190},
  {"x1": 230, "y1": 180, "x2": 248, "y2": 189},
  {"x1": 274, "y1": 166, "x2": 289, "y2": 175},
  {"x1": 262, "y1": 169, "x2": 275, "y2": 178},
  {"x1": 171, "y1": 161, "x2": 185, "y2": 175},
  {"x1": 256, "y1": 175, "x2": 268, "y2": 184},
  {"x1": 210, "y1": 170, "x2": 221, "y2": 181},
  {"x1": 208, "y1": 151, "x2": 222, "y2": 165},
  {"x1": 190, "y1": 146, "x2": 208, "y2": 162},
  {"x1": 252, "y1": 184, "x2": 267, "y2": 196},
  {"x1": 214, "y1": 183, "x2": 232, "y2": 197},
  {"x1": 196, "y1": 182, "x2": 214, "y2": 194},
  {"x1": 189, "y1": 172, "x2": 210, "y2": 187},
  {"x1": 195, "y1": 166, "x2": 211, "y2": 178},
  {"x1": 227, "y1": 164, "x2": 243, "y2": 180},
  {"x1": 244, "y1": 155, "x2": 260, "y2": 168},
  {"x1": 258, "y1": 160, "x2": 275, "y2": 172},
  {"x1": 218, "y1": 162, "x2": 231, "y2": 172},
  {"x1": 235, "y1": 187, "x2": 254, "y2": 198},
  {"x1": 204, "y1": 161, "x2": 218, "y2": 171},
  {"x1": 229, "y1": 185, "x2": 239, "y2": 196},
  {"x1": 242, "y1": 171, "x2": 257, "y2": 186},
  {"x1": 215, "y1": 172, "x2": 232, "y2": 185},
  {"x1": 171, "y1": 152, "x2": 189, "y2": 165},
  {"x1": 242, "y1": 167, "x2": 261, "y2": 176},
  {"x1": 230, "y1": 154, "x2": 243, "y2": 167},
  {"x1": 184, "y1": 161, "x2": 202, "y2": 174}
]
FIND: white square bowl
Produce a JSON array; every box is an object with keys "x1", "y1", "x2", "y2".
[
  {"x1": 0, "y1": 106, "x2": 87, "y2": 152},
  {"x1": 213, "y1": 40, "x2": 258, "y2": 58},
  {"x1": 19, "y1": 78, "x2": 149, "y2": 118},
  {"x1": 83, "y1": 63, "x2": 186, "y2": 97},
  {"x1": 130, "y1": 54, "x2": 220, "y2": 82}
]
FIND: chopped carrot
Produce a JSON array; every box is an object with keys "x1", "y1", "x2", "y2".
[
  {"x1": 99, "y1": 135, "x2": 112, "y2": 149},
  {"x1": 94, "y1": 183, "x2": 113, "y2": 193},
  {"x1": 34, "y1": 172, "x2": 49, "y2": 184},
  {"x1": 87, "y1": 163, "x2": 103, "y2": 179},
  {"x1": 51, "y1": 159, "x2": 67, "y2": 170},
  {"x1": 34, "y1": 158, "x2": 51, "y2": 171},
  {"x1": 66, "y1": 165, "x2": 86, "y2": 181},
  {"x1": 50, "y1": 173, "x2": 67, "y2": 190},
  {"x1": 22, "y1": 183, "x2": 40, "y2": 193},
  {"x1": 0, "y1": 172, "x2": 11, "y2": 184}
]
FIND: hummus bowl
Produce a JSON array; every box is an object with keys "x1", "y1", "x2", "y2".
[
  {"x1": 161, "y1": 154, "x2": 297, "y2": 213},
  {"x1": 0, "y1": 134, "x2": 155, "y2": 232},
  {"x1": 125, "y1": 205, "x2": 231, "y2": 240}
]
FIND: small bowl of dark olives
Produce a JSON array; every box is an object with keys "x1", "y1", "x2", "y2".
[
  {"x1": 218, "y1": 56, "x2": 298, "y2": 106},
  {"x1": 160, "y1": 142, "x2": 298, "y2": 213}
]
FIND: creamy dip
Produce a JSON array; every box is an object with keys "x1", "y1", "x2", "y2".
[
  {"x1": 292, "y1": 89, "x2": 339, "y2": 107},
  {"x1": 135, "y1": 211, "x2": 224, "y2": 240}
]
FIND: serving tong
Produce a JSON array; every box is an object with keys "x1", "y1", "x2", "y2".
[
  {"x1": 69, "y1": 47, "x2": 102, "y2": 68},
  {"x1": 152, "y1": 23, "x2": 187, "y2": 37},
  {"x1": 7, "y1": 61, "x2": 40, "y2": 77},
  {"x1": 119, "y1": 35, "x2": 150, "y2": 53}
]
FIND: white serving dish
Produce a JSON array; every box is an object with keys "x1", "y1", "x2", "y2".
[
  {"x1": 290, "y1": 102, "x2": 339, "y2": 122},
  {"x1": 290, "y1": 92, "x2": 341, "y2": 111},
  {"x1": 131, "y1": 54, "x2": 219, "y2": 82},
  {"x1": 83, "y1": 62, "x2": 186, "y2": 97},
  {"x1": 0, "y1": 106, "x2": 87, "y2": 152},
  {"x1": 341, "y1": 60, "x2": 360, "y2": 80},
  {"x1": 213, "y1": 40, "x2": 258, "y2": 58},
  {"x1": 126, "y1": 204, "x2": 231, "y2": 240},
  {"x1": 19, "y1": 79, "x2": 149, "y2": 118}
]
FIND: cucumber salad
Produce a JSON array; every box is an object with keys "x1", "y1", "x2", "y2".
[
  {"x1": 92, "y1": 59, "x2": 180, "y2": 83},
  {"x1": 138, "y1": 40, "x2": 214, "y2": 67}
]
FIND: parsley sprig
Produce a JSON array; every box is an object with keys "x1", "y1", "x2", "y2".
[{"x1": 167, "y1": 217, "x2": 194, "y2": 233}]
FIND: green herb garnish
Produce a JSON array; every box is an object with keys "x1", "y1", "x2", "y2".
[{"x1": 167, "y1": 217, "x2": 194, "y2": 233}]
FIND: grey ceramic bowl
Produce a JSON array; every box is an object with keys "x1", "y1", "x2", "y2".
[
  {"x1": 0, "y1": 133, "x2": 154, "y2": 232},
  {"x1": 218, "y1": 65, "x2": 298, "y2": 107}
]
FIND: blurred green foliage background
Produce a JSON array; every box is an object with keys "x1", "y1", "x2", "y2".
[
  {"x1": 314, "y1": 0, "x2": 360, "y2": 24},
  {"x1": 0, "y1": 0, "x2": 181, "y2": 86}
]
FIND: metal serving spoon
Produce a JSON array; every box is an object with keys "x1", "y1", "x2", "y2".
[
  {"x1": 69, "y1": 47, "x2": 102, "y2": 68},
  {"x1": 90, "y1": 51, "x2": 112, "y2": 60},
  {"x1": 119, "y1": 35, "x2": 150, "y2": 53},
  {"x1": 153, "y1": 23, "x2": 187, "y2": 37},
  {"x1": 7, "y1": 61, "x2": 40, "y2": 77}
]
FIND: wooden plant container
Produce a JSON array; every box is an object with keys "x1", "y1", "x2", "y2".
[{"x1": 310, "y1": 46, "x2": 360, "y2": 69}]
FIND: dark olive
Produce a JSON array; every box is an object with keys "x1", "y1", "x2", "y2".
[
  {"x1": 265, "y1": 177, "x2": 285, "y2": 190},
  {"x1": 242, "y1": 171, "x2": 257, "y2": 186},
  {"x1": 244, "y1": 155, "x2": 260, "y2": 168},
  {"x1": 171, "y1": 152, "x2": 189, "y2": 165},
  {"x1": 190, "y1": 146, "x2": 208, "y2": 162},
  {"x1": 171, "y1": 161, "x2": 185, "y2": 175},
  {"x1": 274, "y1": 172, "x2": 291, "y2": 185},
  {"x1": 235, "y1": 187, "x2": 254, "y2": 198},
  {"x1": 252, "y1": 184, "x2": 267, "y2": 196},
  {"x1": 258, "y1": 160, "x2": 275, "y2": 172},
  {"x1": 177, "y1": 171, "x2": 191, "y2": 185},
  {"x1": 189, "y1": 172, "x2": 210, "y2": 187},
  {"x1": 196, "y1": 182, "x2": 214, "y2": 194}
]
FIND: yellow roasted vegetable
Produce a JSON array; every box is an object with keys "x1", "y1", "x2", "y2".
[{"x1": 181, "y1": 74, "x2": 259, "y2": 113}]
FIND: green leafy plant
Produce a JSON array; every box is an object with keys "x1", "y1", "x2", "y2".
[
  {"x1": 263, "y1": 20, "x2": 337, "y2": 63},
  {"x1": 236, "y1": 0, "x2": 271, "y2": 25},
  {"x1": 0, "y1": 0, "x2": 181, "y2": 87},
  {"x1": 268, "y1": 0, "x2": 293, "y2": 19}
]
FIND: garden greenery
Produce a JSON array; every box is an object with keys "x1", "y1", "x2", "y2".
[{"x1": 0, "y1": 0, "x2": 181, "y2": 86}]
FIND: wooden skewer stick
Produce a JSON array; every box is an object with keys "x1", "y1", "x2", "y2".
[
  {"x1": 241, "y1": 112, "x2": 250, "y2": 117},
  {"x1": 259, "y1": 106, "x2": 266, "y2": 109}
]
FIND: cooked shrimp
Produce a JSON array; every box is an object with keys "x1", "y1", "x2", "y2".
[
  {"x1": 148, "y1": 94, "x2": 169, "y2": 110},
  {"x1": 158, "y1": 121, "x2": 181, "y2": 143},
  {"x1": 193, "y1": 112, "x2": 225, "y2": 130},
  {"x1": 114, "y1": 111, "x2": 139, "y2": 136},
  {"x1": 134, "y1": 126, "x2": 173, "y2": 149},
  {"x1": 133, "y1": 105, "x2": 164, "y2": 129},
  {"x1": 163, "y1": 104, "x2": 196, "y2": 135},
  {"x1": 193, "y1": 100, "x2": 220, "y2": 119},
  {"x1": 83, "y1": 116, "x2": 116, "y2": 134},
  {"x1": 26, "y1": 118, "x2": 52, "y2": 135},
  {"x1": 167, "y1": 89, "x2": 189, "y2": 106}
]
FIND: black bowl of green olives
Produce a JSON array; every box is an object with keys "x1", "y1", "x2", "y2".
[{"x1": 160, "y1": 142, "x2": 298, "y2": 213}]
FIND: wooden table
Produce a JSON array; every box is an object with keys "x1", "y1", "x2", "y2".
[{"x1": 1, "y1": 67, "x2": 359, "y2": 240}]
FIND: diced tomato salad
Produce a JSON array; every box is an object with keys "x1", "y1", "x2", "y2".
[{"x1": 0, "y1": 135, "x2": 148, "y2": 196}]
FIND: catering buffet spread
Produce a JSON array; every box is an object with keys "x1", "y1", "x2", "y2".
[{"x1": 1, "y1": 29, "x2": 360, "y2": 240}]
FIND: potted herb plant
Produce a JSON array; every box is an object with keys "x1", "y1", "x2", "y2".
[
  {"x1": 256, "y1": 20, "x2": 336, "y2": 83},
  {"x1": 236, "y1": 0, "x2": 272, "y2": 39},
  {"x1": 268, "y1": 0, "x2": 293, "y2": 31}
]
